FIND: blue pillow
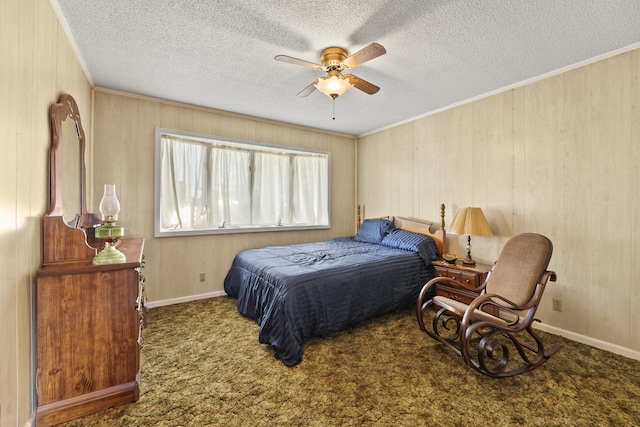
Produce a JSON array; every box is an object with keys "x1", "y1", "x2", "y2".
[
  {"x1": 381, "y1": 229, "x2": 440, "y2": 263},
  {"x1": 354, "y1": 219, "x2": 395, "y2": 244}
]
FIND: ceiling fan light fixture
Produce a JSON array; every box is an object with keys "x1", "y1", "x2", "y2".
[
  {"x1": 276, "y1": 42, "x2": 385, "y2": 100},
  {"x1": 314, "y1": 72, "x2": 353, "y2": 99}
]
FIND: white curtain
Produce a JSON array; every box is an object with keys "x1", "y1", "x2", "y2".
[
  {"x1": 293, "y1": 155, "x2": 329, "y2": 225},
  {"x1": 159, "y1": 133, "x2": 329, "y2": 232},
  {"x1": 251, "y1": 152, "x2": 291, "y2": 225},
  {"x1": 160, "y1": 136, "x2": 208, "y2": 230},
  {"x1": 209, "y1": 147, "x2": 251, "y2": 227}
]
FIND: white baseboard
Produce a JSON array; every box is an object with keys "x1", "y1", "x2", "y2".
[
  {"x1": 145, "y1": 291, "x2": 227, "y2": 309},
  {"x1": 534, "y1": 322, "x2": 640, "y2": 362}
]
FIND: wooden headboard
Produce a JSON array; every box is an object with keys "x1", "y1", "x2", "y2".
[{"x1": 356, "y1": 204, "x2": 447, "y2": 258}]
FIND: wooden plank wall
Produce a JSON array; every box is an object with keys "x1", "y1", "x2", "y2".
[
  {"x1": 357, "y1": 48, "x2": 640, "y2": 355},
  {"x1": 1, "y1": 0, "x2": 93, "y2": 424},
  {"x1": 92, "y1": 89, "x2": 357, "y2": 304}
]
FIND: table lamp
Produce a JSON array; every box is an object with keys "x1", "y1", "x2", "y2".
[
  {"x1": 92, "y1": 184, "x2": 126, "y2": 264},
  {"x1": 448, "y1": 207, "x2": 493, "y2": 265}
]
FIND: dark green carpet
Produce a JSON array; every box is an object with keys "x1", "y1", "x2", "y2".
[{"x1": 62, "y1": 296, "x2": 640, "y2": 426}]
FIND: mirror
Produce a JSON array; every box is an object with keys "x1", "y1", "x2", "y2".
[
  {"x1": 43, "y1": 93, "x2": 101, "y2": 264},
  {"x1": 46, "y1": 93, "x2": 102, "y2": 230},
  {"x1": 60, "y1": 112, "x2": 82, "y2": 225}
]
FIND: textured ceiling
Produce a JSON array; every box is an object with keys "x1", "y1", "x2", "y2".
[{"x1": 53, "y1": 0, "x2": 640, "y2": 136}]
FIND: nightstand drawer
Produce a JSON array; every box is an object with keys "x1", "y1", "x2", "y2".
[
  {"x1": 431, "y1": 260, "x2": 497, "y2": 316},
  {"x1": 435, "y1": 267, "x2": 462, "y2": 281},
  {"x1": 436, "y1": 285, "x2": 477, "y2": 305},
  {"x1": 435, "y1": 285, "x2": 498, "y2": 316},
  {"x1": 433, "y1": 266, "x2": 483, "y2": 289}
]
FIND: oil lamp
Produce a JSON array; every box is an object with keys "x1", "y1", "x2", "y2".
[{"x1": 92, "y1": 184, "x2": 126, "y2": 264}]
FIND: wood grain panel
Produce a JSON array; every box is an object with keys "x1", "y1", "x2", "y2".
[
  {"x1": 470, "y1": 92, "x2": 514, "y2": 261},
  {"x1": 357, "y1": 132, "x2": 392, "y2": 218},
  {"x1": 512, "y1": 86, "x2": 526, "y2": 235},
  {"x1": 3, "y1": 0, "x2": 94, "y2": 423},
  {"x1": 521, "y1": 74, "x2": 565, "y2": 321},
  {"x1": 523, "y1": 74, "x2": 565, "y2": 236},
  {"x1": 413, "y1": 114, "x2": 441, "y2": 220},
  {"x1": 560, "y1": 65, "x2": 593, "y2": 332},
  {"x1": 389, "y1": 123, "x2": 415, "y2": 215},
  {"x1": 358, "y1": 47, "x2": 640, "y2": 355},
  {"x1": 632, "y1": 49, "x2": 640, "y2": 351},
  {"x1": 589, "y1": 52, "x2": 634, "y2": 344},
  {"x1": 1, "y1": 0, "x2": 21, "y2": 422}
]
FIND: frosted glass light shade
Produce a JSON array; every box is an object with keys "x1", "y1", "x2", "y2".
[{"x1": 315, "y1": 73, "x2": 353, "y2": 99}]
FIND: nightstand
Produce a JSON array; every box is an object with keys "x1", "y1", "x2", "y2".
[{"x1": 431, "y1": 259, "x2": 497, "y2": 315}]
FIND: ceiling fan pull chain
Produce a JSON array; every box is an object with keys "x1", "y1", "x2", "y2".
[{"x1": 332, "y1": 97, "x2": 336, "y2": 120}]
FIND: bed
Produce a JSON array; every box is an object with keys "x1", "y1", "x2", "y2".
[{"x1": 224, "y1": 205, "x2": 447, "y2": 366}]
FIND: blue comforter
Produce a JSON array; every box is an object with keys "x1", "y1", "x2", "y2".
[{"x1": 224, "y1": 236, "x2": 436, "y2": 366}]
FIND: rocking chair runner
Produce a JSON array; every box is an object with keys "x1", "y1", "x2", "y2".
[{"x1": 417, "y1": 233, "x2": 562, "y2": 377}]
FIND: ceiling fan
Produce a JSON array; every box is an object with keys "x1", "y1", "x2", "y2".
[{"x1": 275, "y1": 42, "x2": 386, "y2": 99}]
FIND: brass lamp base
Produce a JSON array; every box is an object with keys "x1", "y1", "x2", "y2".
[{"x1": 462, "y1": 235, "x2": 476, "y2": 265}]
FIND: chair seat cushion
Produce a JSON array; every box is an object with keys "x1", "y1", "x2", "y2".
[{"x1": 433, "y1": 296, "x2": 509, "y2": 326}]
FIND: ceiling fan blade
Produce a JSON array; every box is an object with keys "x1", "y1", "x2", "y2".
[
  {"x1": 344, "y1": 74, "x2": 380, "y2": 95},
  {"x1": 342, "y1": 42, "x2": 386, "y2": 69},
  {"x1": 297, "y1": 81, "x2": 318, "y2": 97},
  {"x1": 275, "y1": 55, "x2": 324, "y2": 71}
]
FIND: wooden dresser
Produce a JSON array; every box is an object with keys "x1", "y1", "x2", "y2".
[
  {"x1": 35, "y1": 238, "x2": 146, "y2": 426},
  {"x1": 37, "y1": 94, "x2": 147, "y2": 425}
]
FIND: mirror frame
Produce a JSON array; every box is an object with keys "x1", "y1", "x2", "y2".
[
  {"x1": 43, "y1": 93, "x2": 101, "y2": 265},
  {"x1": 48, "y1": 93, "x2": 95, "y2": 224}
]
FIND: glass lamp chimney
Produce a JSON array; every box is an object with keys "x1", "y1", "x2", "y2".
[{"x1": 99, "y1": 184, "x2": 120, "y2": 223}]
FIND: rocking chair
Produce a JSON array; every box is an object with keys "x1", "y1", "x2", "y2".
[{"x1": 417, "y1": 233, "x2": 562, "y2": 377}]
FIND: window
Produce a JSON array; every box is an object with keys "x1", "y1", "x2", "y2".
[{"x1": 155, "y1": 129, "x2": 330, "y2": 236}]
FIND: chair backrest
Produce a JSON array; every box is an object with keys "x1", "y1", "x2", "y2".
[{"x1": 486, "y1": 233, "x2": 553, "y2": 307}]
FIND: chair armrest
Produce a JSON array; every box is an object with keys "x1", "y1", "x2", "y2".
[
  {"x1": 542, "y1": 270, "x2": 557, "y2": 283},
  {"x1": 416, "y1": 276, "x2": 463, "y2": 331},
  {"x1": 462, "y1": 292, "x2": 524, "y2": 326},
  {"x1": 455, "y1": 279, "x2": 489, "y2": 293},
  {"x1": 470, "y1": 292, "x2": 520, "y2": 311},
  {"x1": 417, "y1": 276, "x2": 464, "y2": 304}
]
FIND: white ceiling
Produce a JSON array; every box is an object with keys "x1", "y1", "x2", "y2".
[{"x1": 53, "y1": 0, "x2": 640, "y2": 136}]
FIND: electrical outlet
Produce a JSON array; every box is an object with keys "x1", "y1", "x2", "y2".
[
  {"x1": 552, "y1": 298, "x2": 563, "y2": 312},
  {"x1": 199, "y1": 272, "x2": 206, "y2": 282}
]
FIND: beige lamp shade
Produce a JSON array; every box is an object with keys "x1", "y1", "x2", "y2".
[
  {"x1": 448, "y1": 207, "x2": 492, "y2": 265},
  {"x1": 449, "y1": 207, "x2": 493, "y2": 237}
]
